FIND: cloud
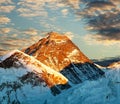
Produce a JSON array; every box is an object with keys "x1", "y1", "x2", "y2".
[
  {"x1": 69, "y1": 0, "x2": 120, "y2": 44},
  {"x1": 85, "y1": 1, "x2": 115, "y2": 13},
  {"x1": 0, "y1": 5, "x2": 15, "y2": 13},
  {"x1": 61, "y1": 9, "x2": 68, "y2": 16},
  {"x1": 16, "y1": 0, "x2": 80, "y2": 18},
  {"x1": 23, "y1": 28, "x2": 38, "y2": 35},
  {"x1": 17, "y1": 7, "x2": 48, "y2": 17},
  {"x1": 0, "y1": 28, "x2": 11, "y2": 34},
  {"x1": 17, "y1": 0, "x2": 51, "y2": 17},
  {"x1": 0, "y1": 16, "x2": 11, "y2": 24},
  {"x1": 64, "y1": 32, "x2": 74, "y2": 40},
  {"x1": 0, "y1": 34, "x2": 41, "y2": 56},
  {"x1": 65, "y1": 0, "x2": 80, "y2": 9},
  {"x1": 0, "y1": 0, "x2": 13, "y2": 4}
]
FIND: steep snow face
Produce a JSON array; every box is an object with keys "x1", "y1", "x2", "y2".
[
  {"x1": 0, "y1": 50, "x2": 68, "y2": 87},
  {"x1": 22, "y1": 32, "x2": 92, "y2": 71}
]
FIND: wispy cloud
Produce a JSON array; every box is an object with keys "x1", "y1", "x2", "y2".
[
  {"x1": 0, "y1": 0, "x2": 15, "y2": 13},
  {"x1": 64, "y1": 0, "x2": 80, "y2": 9},
  {"x1": 17, "y1": 0, "x2": 50, "y2": 17},
  {"x1": 16, "y1": 0, "x2": 80, "y2": 18},
  {"x1": 0, "y1": 16, "x2": 11, "y2": 24},
  {"x1": 0, "y1": 28, "x2": 11, "y2": 34},
  {"x1": 0, "y1": 0, "x2": 13, "y2": 4},
  {"x1": 0, "y1": 6, "x2": 15, "y2": 13},
  {"x1": 64, "y1": 32, "x2": 74, "y2": 40},
  {"x1": 23, "y1": 28, "x2": 38, "y2": 35},
  {"x1": 61, "y1": 9, "x2": 69, "y2": 16}
]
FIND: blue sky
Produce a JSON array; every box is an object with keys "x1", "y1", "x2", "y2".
[{"x1": 0, "y1": 0, "x2": 120, "y2": 59}]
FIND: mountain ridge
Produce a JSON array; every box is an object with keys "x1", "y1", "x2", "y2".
[{"x1": 0, "y1": 50, "x2": 68, "y2": 87}]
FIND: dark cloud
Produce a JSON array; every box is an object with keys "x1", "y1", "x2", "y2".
[
  {"x1": 98, "y1": 28, "x2": 120, "y2": 40},
  {"x1": 86, "y1": 1, "x2": 115, "y2": 7},
  {"x1": 73, "y1": 0, "x2": 120, "y2": 42}
]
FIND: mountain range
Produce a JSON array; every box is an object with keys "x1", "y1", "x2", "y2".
[{"x1": 0, "y1": 32, "x2": 119, "y2": 104}]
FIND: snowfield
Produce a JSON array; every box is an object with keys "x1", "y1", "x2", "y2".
[
  {"x1": 0, "y1": 66, "x2": 120, "y2": 104},
  {"x1": 48, "y1": 68, "x2": 120, "y2": 104},
  {"x1": 0, "y1": 51, "x2": 120, "y2": 104}
]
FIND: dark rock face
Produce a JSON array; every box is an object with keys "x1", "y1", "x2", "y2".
[
  {"x1": 0, "y1": 52, "x2": 23, "y2": 68},
  {"x1": 60, "y1": 63, "x2": 104, "y2": 84},
  {"x1": 51, "y1": 83, "x2": 71, "y2": 96}
]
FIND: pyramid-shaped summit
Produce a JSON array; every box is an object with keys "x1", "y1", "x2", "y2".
[
  {"x1": 22, "y1": 32, "x2": 104, "y2": 84},
  {"x1": 22, "y1": 32, "x2": 92, "y2": 71}
]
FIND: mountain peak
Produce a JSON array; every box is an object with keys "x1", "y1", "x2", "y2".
[
  {"x1": 22, "y1": 32, "x2": 104, "y2": 84},
  {"x1": 22, "y1": 32, "x2": 92, "y2": 71},
  {"x1": 47, "y1": 32, "x2": 69, "y2": 42}
]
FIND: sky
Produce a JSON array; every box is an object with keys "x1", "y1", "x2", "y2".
[{"x1": 0, "y1": 0, "x2": 120, "y2": 59}]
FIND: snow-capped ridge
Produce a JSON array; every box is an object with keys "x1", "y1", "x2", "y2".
[
  {"x1": 0, "y1": 50, "x2": 68, "y2": 87},
  {"x1": 0, "y1": 50, "x2": 20, "y2": 61},
  {"x1": 108, "y1": 61, "x2": 120, "y2": 69}
]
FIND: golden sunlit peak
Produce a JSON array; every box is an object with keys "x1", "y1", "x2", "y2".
[{"x1": 47, "y1": 32, "x2": 69, "y2": 41}]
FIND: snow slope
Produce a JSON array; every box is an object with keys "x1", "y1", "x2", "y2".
[
  {"x1": 0, "y1": 67, "x2": 52, "y2": 104},
  {"x1": 0, "y1": 50, "x2": 69, "y2": 103},
  {"x1": 48, "y1": 67, "x2": 120, "y2": 104},
  {"x1": 0, "y1": 65, "x2": 119, "y2": 104}
]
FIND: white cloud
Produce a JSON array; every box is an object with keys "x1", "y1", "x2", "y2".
[
  {"x1": 23, "y1": 28, "x2": 38, "y2": 35},
  {"x1": 0, "y1": 28, "x2": 11, "y2": 34},
  {"x1": 0, "y1": 6, "x2": 15, "y2": 13},
  {"x1": 64, "y1": 32, "x2": 74, "y2": 40},
  {"x1": 17, "y1": 0, "x2": 75, "y2": 18},
  {"x1": 17, "y1": 0, "x2": 49, "y2": 17},
  {"x1": 0, "y1": 16, "x2": 11, "y2": 24},
  {"x1": 61, "y1": 9, "x2": 68, "y2": 16}
]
